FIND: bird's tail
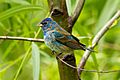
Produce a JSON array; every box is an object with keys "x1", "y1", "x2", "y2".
[
  {"x1": 85, "y1": 47, "x2": 94, "y2": 52},
  {"x1": 80, "y1": 43, "x2": 94, "y2": 52}
]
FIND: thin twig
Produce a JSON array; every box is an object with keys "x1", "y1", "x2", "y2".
[
  {"x1": 81, "y1": 69, "x2": 120, "y2": 73},
  {"x1": 0, "y1": 36, "x2": 44, "y2": 42},
  {"x1": 57, "y1": 56, "x2": 120, "y2": 73},
  {"x1": 78, "y1": 10, "x2": 120, "y2": 75},
  {"x1": 56, "y1": 56, "x2": 77, "y2": 69},
  {"x1": 56, "y1": 56, "x2": 120, "y2": 73}
]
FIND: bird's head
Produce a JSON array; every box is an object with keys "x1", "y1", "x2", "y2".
[{"x1": 37, "y1": 18, "x2": 54, "y2": 31}]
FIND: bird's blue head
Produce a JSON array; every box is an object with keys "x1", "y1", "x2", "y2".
[{"x1": 38, "y1": 18, "x2": 54, "y2": 31}]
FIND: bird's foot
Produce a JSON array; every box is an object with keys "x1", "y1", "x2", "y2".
[
  {"x1": 52, "y1": 51, "x2": 62, "y2": 58},
  {"x1": 57, "y1": 53, "x2": 62, "y2": 57},
  {"x1": 56, "y1": 53, "x2": 62, "y2": 59}
]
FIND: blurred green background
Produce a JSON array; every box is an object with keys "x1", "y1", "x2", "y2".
[{"x1": 0, "y1": 0, "x2": 120, "y2": 80}]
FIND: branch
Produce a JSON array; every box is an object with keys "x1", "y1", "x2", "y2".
[
  {"x1": 48, "y1": 0, "x2": 70, "y2": 32},
  {"x1": 48, "y1": 0, "x2": 80, "y2": 80},
  {"x1": 0, "y1": 36, "x2": 44, "y2": 42},
  {"x1": 78, "y1": 10, "x2": 120, "y2": 75},
  {"x1": 83, "y1": 69, "x2": 120, "y2": 73},
  {"x1": 71, "y1": 0, "x2": 85, "y2": 26},
  {"x1": 57, "y1": 56, "x2": 120, "y2": 73}
]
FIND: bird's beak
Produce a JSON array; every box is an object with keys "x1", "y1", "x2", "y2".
[{"x1": 37, "y1": 23, "x2": 43, "y2": 27}]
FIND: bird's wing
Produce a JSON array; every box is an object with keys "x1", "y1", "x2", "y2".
[{"x1": 53, "y1": 28, "x2": 86, "y2": 50}]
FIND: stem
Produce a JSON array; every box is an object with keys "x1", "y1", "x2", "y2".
[
  {"x1": 0, "y1": 36, "x2": 44, "y2": 42},
  {"x1": 47, "y1": 0, "x2": 85, "y2": 80}
]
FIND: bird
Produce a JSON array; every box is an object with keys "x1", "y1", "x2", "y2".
[{"x1": 38, "y1": 18, "x2": 92, "y2": 55}]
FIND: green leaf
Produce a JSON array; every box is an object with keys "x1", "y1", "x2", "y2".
[
  {"x1": 0, "y1": 0, "x2": 30, "y2": 5},
  {"x1": 66, "y1": 0, "x2": 77, "y2": 16},
  {"x1": 66, "y1": 0, "x2": 72, "y2": 16},
  {"x1": 32, "y1": 42, "x2": 40, "y2": 80},
  {"x1": 91, "y1": 53, "x2": 100, "y2": 79},
  {"x1": 0, "y1": 5, "x2": 43, "y2": 21},
  {"x1": 95, "y1": 0, "x2": 120, "y2": 32}
]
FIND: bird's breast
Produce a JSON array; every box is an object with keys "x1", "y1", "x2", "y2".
[
  {"x1": 44, "y1": 31, "x2": 72, "y2": 53},
  {"x1": 44, "y1": 31, "x2": 56, "y2": 50}
]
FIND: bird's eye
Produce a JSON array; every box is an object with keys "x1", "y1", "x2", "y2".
[{"x1": 42, "y1": 22, "x2": 47, "y2": 25}]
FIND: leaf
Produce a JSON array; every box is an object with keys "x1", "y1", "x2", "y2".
[
  {"x1": 66, "y1": 0, "x2": 77, "y2": 16},
  {"x1": 66, "y1": 0, "x2": 72, "y2": 16},
  {"x1": 32, "y1": 42, "x2": 40, "y2": 80},
  {"x1": 95, "y1": 0, "x2": 120, "y2": 32},
  {"x1": 0, "y1": 5, "x2": 43, "y2": 21},
  {"x1": 0, "y1": 0, "x2": 30, "y2": 5},
  {"x1": 91, "y1": 53, "x2": 100, "y2": 79}
]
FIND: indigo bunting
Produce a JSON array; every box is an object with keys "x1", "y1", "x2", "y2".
[{"x1": 38, "y1": 18, "x2": 92, "y2": 54}]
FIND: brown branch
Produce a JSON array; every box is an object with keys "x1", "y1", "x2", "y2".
[
  {"x1": 56, "y1": 55, "x2": 77, "y2": 69},
  {"x1": 0, "y1": 36, "x2": 44, "y2": 42},
  {"x1": 78, "y1": 10, "x2": 120, "y2": 75},
  {"x1": 71, "y1": 0, "x2": 85, "y2": 26},
  {"x1": 48, "y1": 0, "x2": 70, "y2": 32},
  {"x1": 48, "y1": 0, "x2": 80, "y2": 80}
]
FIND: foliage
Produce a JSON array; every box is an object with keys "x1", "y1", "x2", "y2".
[{"x1": 0, "y1": 0, "x2": 120, "y2": 80}]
